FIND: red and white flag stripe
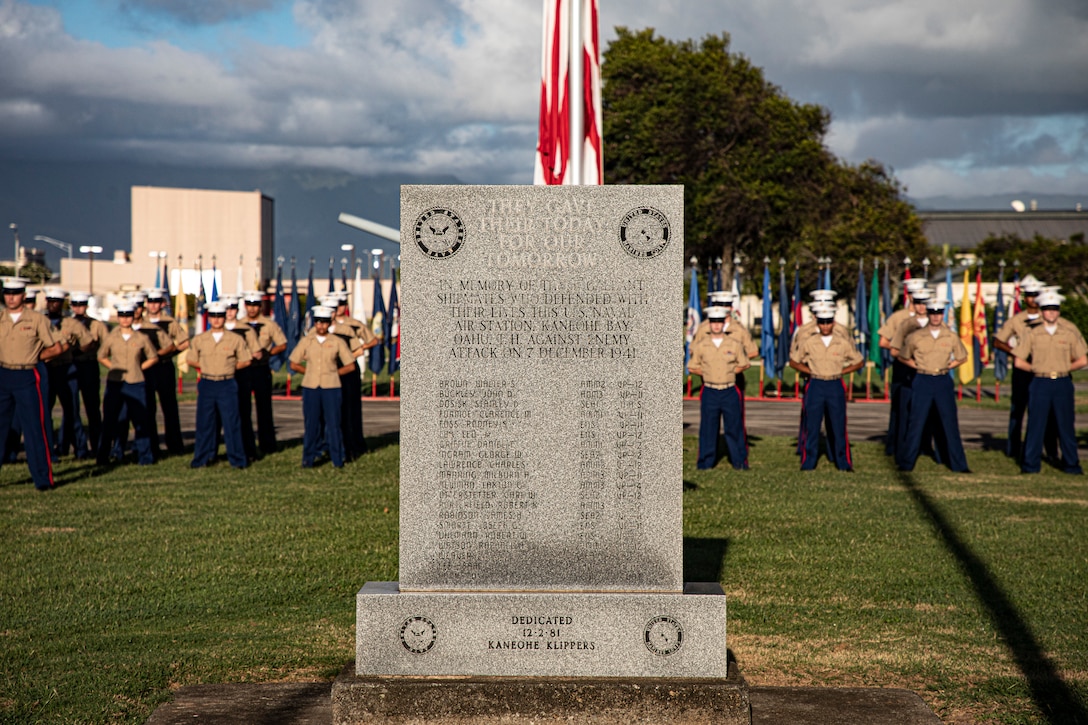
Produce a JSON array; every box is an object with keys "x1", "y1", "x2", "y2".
[{"x1": 534, "y1": 0, "x2": 602, "y2": 186}]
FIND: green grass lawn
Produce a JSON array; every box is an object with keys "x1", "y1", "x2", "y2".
[{"x1": 2, "y1": 435, "x2": 1086, "y2": 724}]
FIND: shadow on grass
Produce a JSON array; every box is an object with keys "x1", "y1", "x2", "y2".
[
  {"x1": 683, "y1": 537, "x2": 729, "y2": 583},
  {"x1": 896, "y1": 469, "x2": 1088, "y2": 724}
]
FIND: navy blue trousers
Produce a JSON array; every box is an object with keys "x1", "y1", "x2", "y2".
[
  {"x1": 99, "y1": 381, "x2": 154, "y2": 465},
  {"x1": 235, "y1": 366, "x2": 258, "y2": 461},
  {"x1": 71, "y1": 360, "x2": 101, "y2": 458},
  {"x1": 303, "y1": 387, "x2": 344, "y2": 468},
  {"x1": 1022, "y1": 377, "x2": 1081, "y2": 474},
  {"x1": 886, "y1": 361, "x2": 912, "y2": 456},
  {"x1": 192, "y1": 378, "x2": 247, "y2": 468},
  {"x1": 0, "y1": 367, "x2": 55, "y2": 489},
  {"x1": 248, "y1": 364, "x2": 278, "y2": 454},
  {"x1": 46, "y1": 362, "x2": 77, "y2": 458},
  {"x1": 697, "y1": 386, "x2": 748, "y2": 470},
  {"x1": 897, "y1": 374, "x2": 968, "y2": 472},
  {"x1": 800, "y1": 378, "x2": 852, "y2": 471},
  {"x1": 146, "y1": 360, "x2": 184, "y2": 456},
  {"x1": 1007, "y1": 367, "x2": 1059, "y2": 462}
]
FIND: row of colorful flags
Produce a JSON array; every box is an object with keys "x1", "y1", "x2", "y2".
[
  {"x1": 686, "y1": 260, "x2": 1022, "y2": 385},
  {"x1": 162, "y1": 258, "x2": 401, "y2": 378}
]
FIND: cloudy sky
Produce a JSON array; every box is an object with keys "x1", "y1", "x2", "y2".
[{"x1": 1, "y1": 0, "x2": 1086, "y2": 264}]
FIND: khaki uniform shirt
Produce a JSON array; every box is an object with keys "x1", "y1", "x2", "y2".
[
  {"x1": 72, "y1": 315, "x2": 110, "y2": 363},
  {"x1": 133, "y1": 322, "x2": 172, "y2": 356},
  {"x1": 689, "y1": 334, "x2": 747, "y2": 386},
  {"x1": 289, "y1": 332, "x2": 354, "y2": 389},
  {"x1": 889, "y1": 314, "x2": 929, "y2": 351},
  {"x1": 46, "y1": 316, "x2": 95, "y2": 367},
  {"x1": 99, "y1": 328, "x2": 159, "y2": 383},
  {"x1": 186, "y1": 331, "x2": 253, "y2": 378},
  {"x1": 147, "y1": 315, "x2": 190, "y2": 351},
  {"x1": 899, "y1": 324, "x2": 967, "y2": 374},
  {"x1": 1012, "y1": 319, "x2": 1087, "y2": 375},
  {"x1": 224, "y1": 323, "x2": 262, "y2": 356},
  {"x1": 878, "y1": 308, "x2": 914, "y2": 342},
  {"x1": 333, "y1": 315, "x2": 376, "y2": 347},
  {"x1": 789, "y1": 320, "x2": 851, "y2": 359},
  {"x1": 245, "y1": 315, "x2": 287, "y2": 363},
  {"x1": 792, "y1": 333, "x2": 863, "y2": 379},
  {"x1": 994, "y1": 310, "x2": 1042, "y2": 350},
  {"x1": 0, "y1": 309, "x2": 59, "y2": 367}
]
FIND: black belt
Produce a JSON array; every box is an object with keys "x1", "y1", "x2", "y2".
[
  {"x1": 917, "y1": 369, "x2": 949, "y2": 376},
  {"x1": 1036, "y1": 372, "x2": 1070, "y2": 379}
]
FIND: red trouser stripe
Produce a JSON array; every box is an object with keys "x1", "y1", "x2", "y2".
[{"x1": 33, "y1": 367, "x2": 54, "y2": 486}]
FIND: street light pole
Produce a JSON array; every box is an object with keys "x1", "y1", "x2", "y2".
[{"x1": 79, "y1": 245, "x2": 103, "y2": 295}]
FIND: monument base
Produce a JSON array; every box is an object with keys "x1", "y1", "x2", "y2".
[
  {"x1": 356, "y1": 582, "x2": 729, "y2": 678},
  {"x1": 332, "y1": 663, "x2": 751, "y2": 725}
]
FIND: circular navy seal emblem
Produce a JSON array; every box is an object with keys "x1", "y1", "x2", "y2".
[
  {"x1": 619, "y1": 206, "x2": 671, "y2": 259},
  {"x1": 399, "y1": 615, "x2": 438, "y2": 654},
  {"x1": 643, "y1": 615, "x2": 683, "y2": 656},
  {"x1": 414, "y1": 208, "x2": 465, "y2": 259}
]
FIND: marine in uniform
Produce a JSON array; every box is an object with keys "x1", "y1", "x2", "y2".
[
  {"x1": 328, "y1": 294, "x2": 379, "y2": 459},
  {"x1": 143, "y1": 288, "x2": 188, "y2": 457},
  {"x1": 187, "y1": 301, "x2": 253, "y2": 469},
  {"x1": 4, "y1": 285, "x2": 55, "y2": 464},
  {"x1": 878, "y1": 279, "x2": 926, "y2": 455},
  {"x1": 242, "y1": 291, "x2": 287, "y2": 455},
  {"x1": 788, "y1": 291, "x2": 850, "y2": 454},
  {"x1": 0, "y1": 278, "x2": 63, "y2": 489},
  {"x1": 789, "y1": 302, "x2": 864, "y2": 471},
  {"x1": 992, "y1": 279, "x2": 1058, "y2": 461},
  {"x1": 44, "y1": 288, "x2": 93, "y2": 458},
  {"x1": 68, "y1": 291, "x2": 109, "y2": 459},
  {"x1": 97, "y1": 302, "x2": 159, "y2": 466},
  {"x1": 223, "y1": 296, "x2": 262, "y2": 462},
  {"x1": 1012, "y1": 290, "x2": 1087, "y2": 474},
  {"x1": 290, "y1": 306, "x2": 356, "y2": 469},
  {"x1": 896, "y1": 298, "x2": 970, "y2": 473},
  {"x1": 688, "y1": 306, "x2": 750, "y2": 470}
]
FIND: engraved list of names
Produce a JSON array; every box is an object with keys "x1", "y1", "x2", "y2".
[{"x1": 399, "y1": 185, "x2": 683, "y2": 594}]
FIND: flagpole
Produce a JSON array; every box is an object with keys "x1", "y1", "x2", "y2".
[{"x1": 569, "y1": 0, "x2": 583, "y2": 185}]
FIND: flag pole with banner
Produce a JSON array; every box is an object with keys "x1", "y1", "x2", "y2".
[
  {"x1": 855, "y1": 258, "x2": 868, "y2": 356},
  {"x1": 776, "y1": 261, "x2": 790, "y2": 379},
  {"x1": 304, "y1": 257, "x2": 316, "y2": 334},
  {"x1": 760, "y1": 260, "x2": 775, "y2": 381},
  {"x1": 973, "y1": 264, "x2": 990, "y2": 381},
  {"x1": 534, "y1": 0, "x2": 602, "y2": 186},
  {"x1": 369, "y1": 267, "x2": 387, "y2": 375},
  {"x1": 684, "y1": 261, "x2": 700, "y2": 375},
  {"x1": 271, "y1": 258, "x2": 287, "y2": 372},
  {"x1": 958, "y1": 269, "x2": 975, "y2": 384},
  {"x1": 387, "y1": 268, "x2": 400, "y2": 377},
  {"x1": 867, "y1": 259, "x2": 882, "y2": 372},
  {"x1": 993, "y1": 262, "x2": 1008, "y2": 383}
]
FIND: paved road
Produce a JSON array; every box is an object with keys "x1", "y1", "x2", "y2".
[{"x1": 165, "y1": 398, "x2": 1087, "y2": 453}]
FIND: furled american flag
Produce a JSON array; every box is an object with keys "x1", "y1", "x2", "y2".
[{"x1": 534, "y1": 0, "x2": 602, "y2": 185}]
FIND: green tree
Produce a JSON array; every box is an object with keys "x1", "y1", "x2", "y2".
[
  {"x1": 602, "y1": 29, "x2": 926, "y2": 293},
  {"x1": 18, "y1": 263, "x2": 53, "y2": 284},
  {"x1": 0, "y1": 263, "x2": 52, "y2": 283}
]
